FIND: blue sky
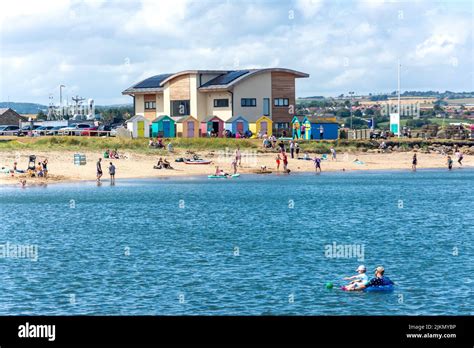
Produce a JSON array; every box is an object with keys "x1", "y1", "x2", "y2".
[{"x1": 0, "y1": 0, "x2": 472, "y2": 105}]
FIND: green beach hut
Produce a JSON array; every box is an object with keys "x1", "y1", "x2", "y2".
[
  {"x1": 291, "y1": 116, "x2": 301, "y2": 139},
  {"x1": 151, "y1": 115, "x2": 176, "y2": 138},
  {"x1": 301, "y1": 116, "x2": 312, "y2": 140}
]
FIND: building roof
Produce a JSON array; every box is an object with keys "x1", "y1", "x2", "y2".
[
  {"x1": 152, "y1": 115, "x2": 173, "y2": 123},
  {"x1": 226, "y1": 115, "x2": 248, "y2": 122},
  {"x1": 202, "y1": 115, "x2": 224, "y2": 123},
  {"x1": 123, "y1": 68, "x2": 309, "y2": 95},
  {"x1": 127, "y1": 115, "x2": 148, "y2": 123}
]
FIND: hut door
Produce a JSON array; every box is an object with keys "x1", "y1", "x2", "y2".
[
  {"x1": 187, "y1": 121, "x2": 194, "y2": 137},
  {"x1": 137, "y1": 121, "x2": 144, "y2": 138},
  {"x1": 163, "y1": 120, "x2": 170, "y2": 137},
  {"x1": 236, "y1": 121, "x2": 244, "y2": 133},
  {"x1": 261, "y1": 121, "x2": 268, "y2": 133}
]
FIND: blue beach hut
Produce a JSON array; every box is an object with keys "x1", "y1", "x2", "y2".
[
  {"x1": 151, "y1": 115, "x2": 176, "y2": 138},
  {"x1": 226, "y1": 115, "x2": 249, "y2": 137},
  {"x1": 291, "y1": 116, "x2": 301, "y2": 139}
]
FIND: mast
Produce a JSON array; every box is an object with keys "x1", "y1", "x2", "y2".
[{"x1": 397, "y1": 60, "x2": 401, "y2": 137}]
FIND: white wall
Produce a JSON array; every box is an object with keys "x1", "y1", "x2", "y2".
[
  {"x1": 232, "y1": 72, "x2": 271, "y2": 122},
  {"x1": 135, "y1": 94, "x2": 144, "y2": 115},
  {"x1": 205, "y1": 92, "x2": 232, "y2": 121}
]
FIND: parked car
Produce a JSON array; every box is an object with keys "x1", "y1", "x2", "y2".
[
  {"x1": 46, "y1": 126, "x2": 66, "y2": 135},
  {"x1": 33, "y1": 126, "x2": 55, "y2": 136},
  {"x1": 80, "y1": 125, "x2": 99, "y2": 136},
  {"x1": 0, "y1": 125, "x2": 20, "y2": 135},
  {"x1": 16, "y1": 125, "x2": 41, "y2": 136},
  {"x1": 58, "y1": 124, "x2": 92, "y2": 136},
  {"x1": 96, "y1": 124, "x2": 112, "y2": 136}
]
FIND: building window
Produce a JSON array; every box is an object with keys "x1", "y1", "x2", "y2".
[
  {"x1": 274, "y1": 98, "x2": 289, "y2": 107},
  {"x1": 241, "y1": 98, "x2": 256, "y2": 107},
  {"x1": 213, "y1": 99, "x2": 229, "y2": 108},
  {"x1": 171, "y1": 100, "x2": 190, "y2": 116},
  {"x1": 263, "y1": 98, "x2": 270, "y2": 116},
  {"x1": 145, "y1": 101, "x2": 156, "y2": 109}
]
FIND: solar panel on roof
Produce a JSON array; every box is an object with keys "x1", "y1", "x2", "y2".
[
  {"x1": 201, "y1": 70, "x2": 250, "y2": 87},
  {"x1": 133, "y1": 74, "x2": 173, "y2": 88}
]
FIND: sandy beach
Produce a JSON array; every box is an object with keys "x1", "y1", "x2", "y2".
[{"x1": 0, "y1": 148, "x2": 471, "y2": 186}]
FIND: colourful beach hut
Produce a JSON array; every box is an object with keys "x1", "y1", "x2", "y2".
[
  {"x1": 151, "y1": 115, "x2": 175, "y2": 138},
  {"x1": 126, "y1": 115, "x2": 150, "y2": 138},
  {"x1": 307, "y1": 115, "x2": 339, "y2": 140},
  {"x1": 255, "y1": 116, "x2": 273, "y2": 137},
  {"x1": 176, "y1": 115, "x2": 200, "y2": 138},
  {"x1": 301, "y1": 116, "x2": 312, "y2": 140},
  {"x1": 201, "y1": 115, "x2": 225, "y2": 137},
  {"x1": 226, "y1": 115, "x2": 249, "y2": 137},
  {"x1": 291, "y1": 116, "x2": 301, "y2": 139}
]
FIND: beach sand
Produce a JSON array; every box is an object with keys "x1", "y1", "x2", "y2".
[{"x1": 0, "y1": 149, "x2": 471, "y2": 186}]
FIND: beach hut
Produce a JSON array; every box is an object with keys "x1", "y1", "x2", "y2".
[
  {"x1": 176, "y1": 115, "x2": 200, "y2": 138},
  {"x1": 201, "y1": 115, "x2": 225, "y2": 137},
  {"x1": 301, "y1": 116, "x2": 312, "y2": 140},
  {"x1": 291, "y1": 116, "x2": 301, "y2": 139},
  {"x1": 308, "y1": 115, "x2": 339, "y2": 140},
  {"x1": 255, "y1": 116, "x2": 273, "y2": 137},
  {"x1": 151, "y1": 115, "x2": 175, "y2": 138},
  {"x1": 226, "y1": 115, "x2": 249, "y2": 137},
  {"x1": 126, "y1": 115, "x2": 150, "y2": 138}
]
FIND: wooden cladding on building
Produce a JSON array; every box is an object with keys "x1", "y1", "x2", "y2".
[
  {"x1": 169, "y1": 75, "x2": 190, "y2": 100},
  {"x1": 271, "y1": 72, "x2": 295, "y2": 123}
]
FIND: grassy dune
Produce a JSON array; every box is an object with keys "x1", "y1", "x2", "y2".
[{"x1": 0, "y1": 136, "x2": 471, "y2": 154}]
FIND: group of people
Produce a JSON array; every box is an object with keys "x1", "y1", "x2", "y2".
[
  {"x1": 154, "y1": 157, "x2": 173, "y2": 170},
  {"x1": 262, "y1": 133, "x2": 278, "y2": 149},
  {"x1": 343, "y1": 265, "x2": 394, "y2": 291},
  {"x1": 96, "y1": 158, "x2": 115, "y2": 184},
  {"x1": 411, "y1": 147, "x2": 464, "y2": 172},
  {"x1": 104, "y1": 149, "x2": 121, "y2": 159}
]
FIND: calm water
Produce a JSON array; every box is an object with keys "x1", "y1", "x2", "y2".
[{"x1": 0, "y1": 169, "x2": 473, "y2": 315}]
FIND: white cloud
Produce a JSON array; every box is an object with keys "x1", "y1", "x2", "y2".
[{"x1": 295, "y1": 0, "x2": 323, "y2": 19}]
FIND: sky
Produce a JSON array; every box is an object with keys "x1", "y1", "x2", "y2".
[{"x1": 0, "y1": 0, "x2": 472, "y2": 105}]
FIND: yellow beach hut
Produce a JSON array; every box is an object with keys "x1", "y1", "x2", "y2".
[
  {"x1": 126, "y1": 115, "x2": 150, "y2": 138},
  {"x1": 255, "y1": 116, "x2": 273, "y2": 137},
  {"x1": 176, "y1": 115, "x2": 200, "y2": 138}
]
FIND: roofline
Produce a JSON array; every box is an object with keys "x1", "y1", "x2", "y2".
[
  {"x1": 198, "y1": 68, "x2": 309, "y2": 91},
  {"x1": 159, "y1": 70, "x2": 231, "y2": 86}
]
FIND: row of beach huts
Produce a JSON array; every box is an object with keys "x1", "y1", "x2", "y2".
[{"x1": 126, "y1": 114, "x2": 339, "y2": 140}]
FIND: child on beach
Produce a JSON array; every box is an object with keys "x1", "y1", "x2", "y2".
[
  {"x1": 276, "y1": 153, "x2": 281, "y2": 171},
  {"x1": 343, "y1": 265, "x2": 369, "y2": 290},
  {"x1": 314, "y1": 156, "x2": 321, "y2": 173},
  {"x1": 109, "y1": 162, "x2": 115, "y2": 184},
  {"x1": 455, "y1": 150, "x2": 463, "y2": 166},
  {"x1": 447, "y1": 156, "x2": 453, "y2": 170},
  {"x1": 412, "y1": 153, "x2": 417, "y2": 171},
  {"x1": 231, "y1": 158, "x2": 238, "y2": 174},
  {"x1": 330, "y1": 147, "x2": 336, "y2": 161},
  {"x1": 96, "y1": 158, "x2": 103, "y2": 182}
]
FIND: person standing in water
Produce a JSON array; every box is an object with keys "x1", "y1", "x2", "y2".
[
  {"x1": 447, "y1": 156, "x2": 453, "y2": 170},
  {"x1": 96, "y1": 158, "x2": 103, "y2": 182},
  {"x1": 412, "y1": 153, "x2": 417, "y2": 171},
  {"x1": 109, "y1": 162, "x2": 116, "y2": 184}
]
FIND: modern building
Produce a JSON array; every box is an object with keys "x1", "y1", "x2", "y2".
[{"x1": 122, "y1": 68, "x2": 309, "y2": 135}]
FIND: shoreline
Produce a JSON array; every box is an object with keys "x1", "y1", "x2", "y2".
[{"x1": 1, "y1": 149, "x2": 472, "y2": 187}]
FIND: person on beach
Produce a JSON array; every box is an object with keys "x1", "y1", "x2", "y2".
[
  {"x1": 231, "y1": 158, "x2": 238, "y2": 174},
  {"x1": 42, "y1": 159, "x2": 48, "y2": 178},
  {"x1": 295, "y1": 142, "x2": 300, "y2": 157},
  {"x1": 314, "y1": 156, "x2": 322, "y2": 173},
  {"x1": 455, "y1": 150, "x2": 463, "y2": 166},
  {"x1": 289, "y1": 140, "x2": 295, "y2": 159},
  {"x1": 235, "y1": 146, "x2": 242, "y2": 166},
  {"x1": 109, "y1": 162, "x2": 115, "y2": 184},
  {"x1": 447, "y1": 156, "x2": 453, "y2": 170},
  {"x1": 96, "y1": 158, "x2": 103, "y2": 182},
  {"x1": 343, "y1": 265, "x2": 369, "y2": 291},
  {"x1": 278, "y1": 140, "x2": 285, "y2": 153},
  {"x1": 276, "y1": 153, "x2": 281, "y2": 171},
  {"x1": 412, "y1": 153, "x2": 417, "y2": 171},
  {"x1": 330, "y1": 147, "x2": 336, "y2": 161},
  {"x1": 282, "y1": 152, "x2": 288, "y2": 172}
]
